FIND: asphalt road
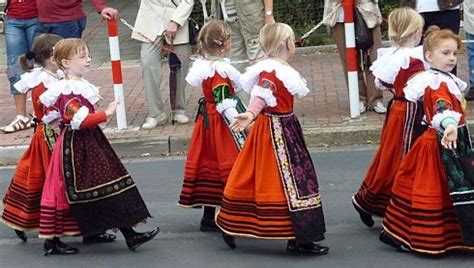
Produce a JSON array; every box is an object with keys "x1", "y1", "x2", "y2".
[{"x1": 1, "y1": 147, "x2": 474, "y2": 268}]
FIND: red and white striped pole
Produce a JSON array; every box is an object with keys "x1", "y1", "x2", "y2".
[
  {"x1": 107, "y1": 19, "x2": 128, "y2": 129},
  {"x1": 343, "y1": 0, "x2": 360, "y2": 118}
]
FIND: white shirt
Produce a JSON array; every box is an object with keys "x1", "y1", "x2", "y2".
[
  {"x1": 464, "y1": 0, "x2": 474, "y2": 34},
  {"x1": 416, "y1": 0, "x2": 459, "y2": 13}
]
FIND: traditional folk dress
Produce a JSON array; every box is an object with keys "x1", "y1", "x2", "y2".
[
  {"x1": 1, "y1": 68, "x2": 61, "y2": 232},
  {"x1": 39, "y1": 78, "x2": 151, "y2": 237},
  {"x1": 216, "y1": 59, "x2": 326, "y2": 244},
  {"x1": 353, "y1": 46, "x2": 428, "y2": 217},
  {"x1": 178, "y1": 59, "x2": 246, "y2": 207},
  {"x1": 382, "y1": 69, "x2": 474, "y2": 254}
]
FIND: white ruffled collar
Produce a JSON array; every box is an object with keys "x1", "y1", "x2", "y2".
[
  {"x1": 14, "y1": 67, "x2": 63, "y2": 94},
  {"x1": 40, "y1": 78, "x2": 101, "y2": 107},
  {"x1": 403, "y1": 69, "x2": 467, "y2": 102},
  {"x1": 239, "y1": 58, "x2": 309, "y2": 97},
  {"x1": 370, "y1": 46, "x2": 429, "y2": 84},
  {"x1": 186, "y1": 58, "x2": 242, "y2": 90}
]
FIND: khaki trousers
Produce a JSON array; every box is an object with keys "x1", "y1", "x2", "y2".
[
  {"x1": 331, "y1": 23, "x2": 383, "y2": 106},
  {"x1": 140, "y1": 41, "x2": 191, "y2": 118}
]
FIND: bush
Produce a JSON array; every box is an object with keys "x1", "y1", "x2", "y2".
[{"x1": 190, "y1": 0, "x2": 400, "y2": 47}]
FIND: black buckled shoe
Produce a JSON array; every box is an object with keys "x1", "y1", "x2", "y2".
[
  {"x1": 43, "y1": 239, "x2": 79, "y2": 256},
  {"x1": 222, "y1": 233, "x2": 236, "y2": 249},
  {"x1": 125, "y1": 227, "x2": 160, "y2": 251},
  {"x1": 286, "y1": 240, "x2": 329, "y2": 255},
  {"x1": 379, "y1": 230, "x2": 410, "y2": 253},
  {"x1": 200, "y1": 218, "x2": 219, "y2": 232},
  {"x1": 83, "y1": 232, "x2": 117, "y2": 244},
  {"x1": 14, "y1": 230, "x2": 27, "y2": 242},
  {"x1": 352, "y1": 196, "x2": 375, "y2": 228}
]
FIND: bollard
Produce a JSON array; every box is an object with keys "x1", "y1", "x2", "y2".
[
  {"x1": 343, "y1": 0, "x2": 360, "y2": 118},
  {"x1": 107, "y1": 19, "x2": 128, "y2": 129}
]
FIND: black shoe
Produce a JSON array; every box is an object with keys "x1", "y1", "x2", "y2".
[
  {"x1": 200, "y1": 218, "x2": 219, "y2": 232},
  {"x1": 465, "y1": 88, "x2": 474, "y2": 101},
  {"x1": 125, "y1": 227, "x2": 160, "y2": 251},
  {"x1": 286, "y1": 240, "x2": 329, "y2": 255},
  {"x1": 83, "y1": 232, "x2": 117, "y2": 244},
  {"x1": 14, "y1": 229, "x2": 27, "y2": 242},
  {"x1": 222, "y1": 233, "x2": 236, "y2": 249},
  {"x1": 43, "y1": 239, "x2": 79, "y2": 256},
  {"x1": 352, "y1": 196, "x2": 375, "y2": 228},
  {"x1": 379, "y1": 230, "x2": 410, "y2": 252}
]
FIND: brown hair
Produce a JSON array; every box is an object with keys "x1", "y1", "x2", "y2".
[
  {"x1": 259, "y1": 23, "x2": 295, "y2": 56},
  {"x1": 387, "y1": 7, "x2": 424, "y2": 45},
  {"x1": 197, "y1": 20, "x2": 231, "y2": 56},
  {"x1": 52, "y1": 38, "x2": 89, "y2": 70},
  {"x1": 423, "y1": 25, "x2": 462, "y2": 57},
  {"x1": 19, "y1": 34, "x2": 63, "y2": 71}
]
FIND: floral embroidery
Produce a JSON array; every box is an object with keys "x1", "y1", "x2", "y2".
[{"x1": 269, "y1": 115, "x2": 321, "y2": 211}]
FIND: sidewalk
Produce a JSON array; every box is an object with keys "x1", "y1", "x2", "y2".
[{"x1": 0, "y1": 0, "x2": 471, "y2": 163}]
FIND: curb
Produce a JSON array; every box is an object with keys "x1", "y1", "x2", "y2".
[
  {"x1": 0, "y1": 124, "x2": 383, "y2": 165},
  {"x1": 2, "y1": 120, "x2": 474, "y2": 165}
]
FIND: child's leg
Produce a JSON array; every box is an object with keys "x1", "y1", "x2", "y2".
[{"x1": 200, "y1": 206, "x2": 218, "y2": 232}]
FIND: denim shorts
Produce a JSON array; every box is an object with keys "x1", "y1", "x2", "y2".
[
  {"x1": 36, "y1": 17, "x2": 87, "y2": 39},
  {"x1": 5, "y1": 17, "x2": 40, "y2": 95}
]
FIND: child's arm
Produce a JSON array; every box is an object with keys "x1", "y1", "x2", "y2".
[
  {"x1": 432, "y1": 93, "x2": 461, "y2": 150},
  {"x1": 214, "y1": 83, "x2": 239, "y2": 122},
  {"x1": 68, "y1": 99, "x2": 118, "y2": 129}
]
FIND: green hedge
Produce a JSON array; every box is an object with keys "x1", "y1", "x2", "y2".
[{"x1": 191, "y1": 0, "x2": 400, "y2": 46}]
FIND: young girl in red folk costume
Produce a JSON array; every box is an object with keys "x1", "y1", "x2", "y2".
[
  {"x1": 39, "y1": 38, "x2": 158, "y2": 255},
  {"x1": 352, "y1": 7, "x2": 428, "y2": 227},
  {"x1": 215, "y1": 23, "x2": 328, "y2": 255},
  {"x1": 178, "y1": 20, "x2": 246, "y2": 231},
  {"x1": 380, "y1": 26, "x2": 474, "y2": 254},
  {"x1": 1, "y1": 34, "x2": 63, "y2": 242}
]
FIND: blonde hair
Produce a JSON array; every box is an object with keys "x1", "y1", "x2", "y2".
[
  {"x1": 388, "y1": 7, "x2": 424, "y2": 45},
  {"x1": 423, "y1": 25, "x2": 462, "y2": 58},
  {"x1": 197, "y1": 20, "x2": 231, "y2": 56},
  {"x1": 53, "y1": 38, "x2": 89, "y2": 70},
  {"x1": 259, "y1": 23, "x2": 295, "y2": 56}
]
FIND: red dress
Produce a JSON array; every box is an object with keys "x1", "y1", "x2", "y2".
[
  {"x1": 353, "y1": 47, "x2": 427, "y2": 217},
  {"x1": 1, "y1": 68, "x2": 60, "y2": 231},
  {"x1": 216, "y1": 59, "x2": 326, "y2": 244},
  {"x1": 382, "y1": 70, "x2": 474, "y2": 254},
  {"x1": 178, "y1": 59, "x2": 245, "y2": 207}
]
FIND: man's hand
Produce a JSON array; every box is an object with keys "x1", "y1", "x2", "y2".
[
  {"x1": 164, "y1": 21, "x2": 180, "y2": 40},
  {"x1": 264, "y1": 15, "x2": 275, "y2": 24},
  {"x1": 101, "y1": 7, "x2": 118, "y2": 20}
]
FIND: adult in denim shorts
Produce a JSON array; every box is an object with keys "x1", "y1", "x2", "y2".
[
  {"x1": 35, "y1": 0, "x2": 118, "y2": 38},
  {"x1": 2, "y1": 0, "x2": 41, "y2": 133}
]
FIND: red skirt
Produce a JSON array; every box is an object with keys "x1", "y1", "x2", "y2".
[
  {"x1": 382, "y1": 129, "x2": 474, "y2": 254},
  {"x1": 178, "y1": 103, "x2": 240, "y2": 207},
  {"x1": 216, "y1": 115, "x2": 295, "y2": 240},
  {"x1": 1, "y1": 125, "x2": 54, "y2": 231},
  {"x1": 353, "y1": 100, "x2": 407, "y2": 217},
  {"x1": 39, "y1": 132, "x2": 80, "y2": 238}
]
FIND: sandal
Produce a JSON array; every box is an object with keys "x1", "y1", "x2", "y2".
[{"x1": 2, "y1": 115, "x2": 31, "y2": 133}]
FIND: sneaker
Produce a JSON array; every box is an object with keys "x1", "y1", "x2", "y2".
[
  {"x1": 372, "y1": 100, "x2": 387, "y2": 114},
  {"x1": 141, "y1": 113, "x2": 167, "y2": 129},
  {"x1": 2, "y1": 115, "x2": 31, "y2": 133},
  {"x1": 173, "y1": 110, "x2": 189, "y2": 124},
  {"x1": 359, "y1": 100, "x2": 367, "y2": 114}
]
